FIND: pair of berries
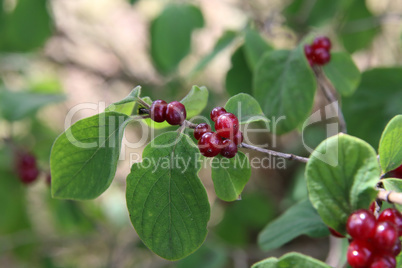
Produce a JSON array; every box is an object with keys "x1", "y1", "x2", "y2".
[
  {"x1": 304, "y1": 36, "x2": 331, "y2": 66},
  {"x1": 150, "y1": 100, "x2": 186, "y2": 125},
  {"x1": 15, "y1": 152, "x2": 40, "y2": 184},
  {"x1": 346, "y1": 208, "x2": 402, "y2": 268},
  {"x1": 194, "y1": 107, "x2": 243, "y2": 158}
]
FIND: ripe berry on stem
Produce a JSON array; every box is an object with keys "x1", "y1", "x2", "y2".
[
  {"x1": 370, "y1": 253, "x2": 396, "y2": 268},
  {"x1": 198, "y1": 132, "x2": 222, "y2": 157},
  {"x1": 373, "y1": 221, "x2": 398, "y2": 251},
  {"x1": 210, "y1": 107, "x2": 227, "y2": 122},
  {"x1": 15, "y1": 152, "x2": 40, "y2": 184},
  {"x1": 304, "y1": 45, "x2": 314, "y2": 59},
  {"x1": 347, "y1": 209, "x2": 376, "y2": 240},
  {"x1": 220, "y1": 139, "x2": 237, "y2": 159},
  {"x1": 215, "y1": 113, "x2": 239, "y2": 139},
  {"x1": 313, "y1": 48, "x2": 331, "y2": 65},
  {"x1": 347, "y1": 240, "x2": 374, "y2": 268},
  {"x1": 378, "y1": 208, "x2": 402, "y2": 236},
  {"x1": 166, "y1": 101, "x2": 186, "y2": 125},
  {"x1": 150, "y1": 100, "x2": 167, "y2": 122},
  {"x1": 312, "y1": 36, "x2": 332, "y2": 51},
  {"x1": 233, "y1": 131, "x2": 244, "y2": 145},
  {"x1": 194, "y1": 123, "x2": 212, "y2": 140}
]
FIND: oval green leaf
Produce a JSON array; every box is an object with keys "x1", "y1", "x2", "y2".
[
  {"x1": 306, "y1": 134, "x2": 380, "y2": 235},
  {"x1": 224, "y1": 93, "x2": 269, "y2": 125},
  {"x1": 253, "y1": 46, "x2": 316, "y2": 134},
  {"x1": 258, "y1": 199, "x2": 328, "y2": 251},
  {"x1": 244, "y1": 28, "x2": 273, "y2": 71},
  {"x1": 225, "y1": 45, "x2": 253, "y2": 96},
  {"x1": 379, "y1": 115, "x2": 402, "y2": 173},
  {"x1": 50, "y1": 112, "x2": 131, "y2": 200},
  {"x1": 105, "y1": 86, "x2": 141, "y2": 116},
  {"x1": 211, "y1": 152, "x2": 251, "y2": 201},
  {"x1": 252, "y1": 252, "x2": 331, "y2": 268},
  {"x1": 322, "y1": 52, "x2": 361, "y2": 97},
  {"x1": 126, "y1": 132, "x2": 210, "y2": 260}
]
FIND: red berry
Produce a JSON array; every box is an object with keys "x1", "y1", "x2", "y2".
[
  {"x1": 373, "y1": 221, "x2": 398, "y2": 251},
  {"x1": 389, "y1": 164, "x2": 402, "y2": 178},
  {"x1": 15, "y1": 152, "x2": 39, "y2": 184},
  {"x1": 150, "y1": 100, "x2": 167, "y2": 123},
  {"x1": 347, "y1": 240, "x2": 374, "y2": 268},
  {"x1": 370, "y1": 253, "x2": 396, "y2": 268},
  {"x1": 233, "y1": 131, "x2": 244, "y2": 145},
  {"x1": 210, "y1": 107, "x2": 227, "y2": 123},
  {"x1": 391, "y1": 239, "x2": 401, "y2": 256},
  {"x1": 378, "y1": 209, "x2": 402, "y2": 236},
  {"x1": 20, "y1": 154, "x2": 36, "y2": 167},
  {"x1": 18, "y1": 167, "x2": 40, "y2": 184},
  {"x1": 304, "y1": 44, "x2": 314, "y2": 59},
  {"x1": 198, "y1": 132, "x2": 222, "y2": 157},
  {"x1": 166, "y1": 101, "x2": 186, "y2": 125},
  {"x1": 347, "y1": 209, "x2": 376, "y2": 240},
  {"x1": 312, "y1": 36, "x2": 332, "y2": 51},
  {"x1": 313, "y1": 48, "x2": 331, "y2": 65},
  {"x1": 215, "y1": 113, "x2": 239, "y2": 139},
  {"x1": 328, "y1": 227, "x2": 345, "y2": 238},
  {"x1": 220, "y1": 139, "x2": 238, "y2": 159},
  {"x1": 194, "y1": 123, "x2": 212, "y2": 140}
]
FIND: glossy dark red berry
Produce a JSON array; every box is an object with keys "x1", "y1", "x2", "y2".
[
  {"x1": 215, "y1": 113, "x2": 239, "y2": 139},
  {"x1": 328, "y1": 227, "x2": 345, "y2": 238},
  {"x1": 373, "y1": 221, "x2": 398, "y2": 251},
  {"x1": 198, "y1": 132, "x2": 222, "y2": 157},
  {"x1": 313, "y1": 48, "x2": 331, "y2": 65},
  {"x1": 391, "y1": 239, "x2": 401, "y2": 256},
  {"x1": 233, "y1": 131, "x2": 243, "y2": 145},
  {"x1": 378, "y1": 209, "x2": 402, "y2": 236},
  {"x1": 210, "y1": 107, "x2": 227, "y2": 122},
  {"x1": 194, "y1": 123, "x2": 212, "y2": 140},
  {"x1": 347, "y1": 240, "x2": 374, "y2": 268},
  {"x1": 166, "y1": 101, "x2": 186, "y2": 125},
  {"x1": 388, "y1": 164, "x2": 402, "y2": 179},
  {"x1": 304, "y1": 44, "x2": 314, "y2": 59},
  {"x1": 347, "y1": 209, "x2": 376, "y2": 240},
  {"x1": 370, "y1": 253, "x2": 396, "y2": 268},
  {"x1": 220, "y1": 139, "x2": 237, "y2": 159},
  {"x1": 312, "y1": 36, "x2": 332, "y2": 51},
  {"x1": 150, "y1": 100, "x2": 167, "y2": 123}
]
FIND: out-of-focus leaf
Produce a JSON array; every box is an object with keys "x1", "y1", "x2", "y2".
[
  {"x1": 224, "y1": 93, "x2": 269, "y2": 124},
  {"x1": 252, "y1": 252, "x2": 331, "y2": 268},
  {"x1": 225, "y1": 45, "x2": 253, "y2": 96},
  {"x1": 177, "y1": 244, "x2": 228, "y2": 268},
  {"x1": 379, "y1": 115, "x2": 402, "y2": 173},
  {"x1": 243, "y1": 28, "x2": 273, "y2": 70}
]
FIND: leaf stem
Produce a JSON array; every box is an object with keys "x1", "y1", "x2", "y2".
[
  {"x1": 239, "y1": 142, "x2": 309, "y2": 163},
  {"x1": 136, "y1": 97, "x2": 151, "y2": 109},
  {"x1": 313, "y1": 66, "x2": 347, "y2": 134}
]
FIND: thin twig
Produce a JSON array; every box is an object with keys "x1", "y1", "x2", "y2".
[
  {"x1": 377, "y1": 189, "x2": 402, "y2": 205},
  {"x1": 313, "y1": 66, "x2": 347, "y2": 133},
  {"x1": 136, "y1": 98, "x2": 151, "y2": 109},
  {"x1": 240, "y1": 143, "x2": 309, "y2": 163}
]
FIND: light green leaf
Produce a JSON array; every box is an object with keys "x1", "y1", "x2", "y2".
[
  {"x1": 244, "y1": 28, "x2": 273, "y2": 70},
  {"x1": 225, "y1": 93, "x2": 269, "y2": 125},
  {"x1": 306, "y1": 134, "x2": 380, "y2": 235},
  {"x1": 190, "y1": 31, "x2": 238, "y2": 75},
  {"x1": 211, "y1": 152, "x2": 251, "y2": 201},
  {"x1": 382, "y1": 178, "x2": 402, "y2": 211},
  {"x1": 225, "y1": 45, "x2": 253, "y2": 96},
  {"x1": 322, "y1": 52, "x2": 361, "y2": 96},
  {"x1": 50, "y1": 112, "x2": 131, "y2": 200},
  {"x1": 379, "y1": 115, "x2": 402, "y2": 173},
  {"x1": 181, "y1": 85, "x2": 209, "y2": 118},
  {"x1": 252, "y1": 252, "x2": 331, "y2": 268},
  {"x1": 0, "y1": 89, "x2": 65, "y2": 121},
  {"x1": 258, "y1": 200, "x2": 328, "y2": 251},
  {"x1": 126, "y1": 132, "x2": 210, "y2": 260},
  {"x1": 253, "y1": 46, "x2": 316, "y2": 134},
  {"x1": 105, "y1": 86, "x2": 141, "y2": 116},
  {"x1": 150, "y1": 4, "x2": 204, "y2": 74}
]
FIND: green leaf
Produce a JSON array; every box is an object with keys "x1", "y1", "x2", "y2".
[
  {"x1": 253, "y1": 46, "x2": 316, "y2": 134},
  {"x1": 258, "y1": 200, "x2": 329, "y2": 251},
  {"x1": 177, "y1": 244, "x2": 228, "y2": 268},
  {"x1": 342, "y1": 68, "x2": 402, "y2": 148},
  {"x1": 0, "y1": 0, "x2": 52, "y2": 52},
  {"x1": 244, "y1": 28, "x2": 273, "y2": 71},
  {"x1": 224, "y1": 93, "x2": 269, "y2": 125},
  {"x1": 379, "y1": 115, "x2": 402, "y2": 173},
  {"x1": 190, "y1": 31, "x2": 238, "y2": 75},
  {"x1": 339, "y1": 0, "x2": 380, "y2": 53},
  {"x1": 211, "y1": 152, "x2": 251, "y2": 201},
  {"x1": 382, "y1": 179, "x2": 402, "y2": 211},
  {"x1": 150, "y1": 4, "x2": 204, "y2": 74},
  {"x1": 0, "y1": 89, "x2": 65, "y2": 121},
  {"x1": 126, "y1": 132, "x2": 210, "y2": 260},
  {"x1": 322, "y1": 52, "x2": 361, "y2": 96},
  {"x1": 306, "y1": 134, "x2": 380, "y2": 235},
  {"x1": 50, "y1": 112, "x2": 131, "y2": 200},
  {"x1": 225, "y1": 45, "x2": 253, "y2": 96},
  {"x1": 181, "y1": 85, "x2": 209, "y2": 118},
  {"x1": 252, "y1": 252, "x2": 331, "y2": 268},
  {"x1": 105, "y1": 86, "x2": 141, "y2": 116}
]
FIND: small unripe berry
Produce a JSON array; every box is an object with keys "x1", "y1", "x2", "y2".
[{"x1": 166, "y1": 101, "x2": 186, "y2": 125}]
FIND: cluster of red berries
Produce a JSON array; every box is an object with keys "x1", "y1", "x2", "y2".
[
  {"x1": 194, "y1": 107, "x2": 243, "y2": 159},
  {"x1": 150, "y1": 100, "x2": 186, "y2": 125},
  {"x1": 346, "y1": 208, "x2": 402, "y2": 268},
  {"x1": 304, "y1": 36, "x2": 332, "y2": 66},
  {"x1": 15, "y1": 152, "x2": 40, "y2": 184}
]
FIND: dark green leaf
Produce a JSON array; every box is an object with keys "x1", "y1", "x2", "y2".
[
  {"x1": 126, "y1": 132, "x2": 210, "y2": 260},
  {"x1": 379, "y1": 115, "x2": 402, "y2": 173},
  {"x1": 244, "y1": 28, "x2": 273, "y2": 70},
  {"x1": 322, "y1": 52, "x2": 361, "y2": 96},
  {"x1": 258, "y1": 200, "x2": 329, "y2": 251},
  {"x1": 306, "y1": 134, "x2": 380, "y2": 235},
  {"x1": 252, "y1": 252, "x2": 331, "y2": 268},
  {"x1": 211, "y1": 152, "x2": 251, "y2": 201},
  {"x1": 224, "y1": 93, "x2": 269, "y2": 124},
  {"x1": 150, "y1": 4, "x2": 204, "y2": 74},
  {"x1": 342, "y1": 68, "x2": 402, "y2": 148},
  {"x1": 190, "y1": 31, "x2": 238, "y2": 75},
  {"x1": 177, "y1": 244, "x2": 228, "y2": 268},
  {"x1": 225, "y1": 45, "x2": 253, "y2": 96},
  {"x1": 105, "y1": 86, "x2": 141, "y2": 116},
  {"x1": 0, "y1": 89, "x2": 65, "y2": 121},
  {"x1": 382, "y1": 179, "x2": 402, "y2": 211},
  {"x1": 50, "y1": 112, "x2": 131, "y2": 200},
  {"x1": 253, "y1": 46, "x2": 316, "y2": 134}
]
